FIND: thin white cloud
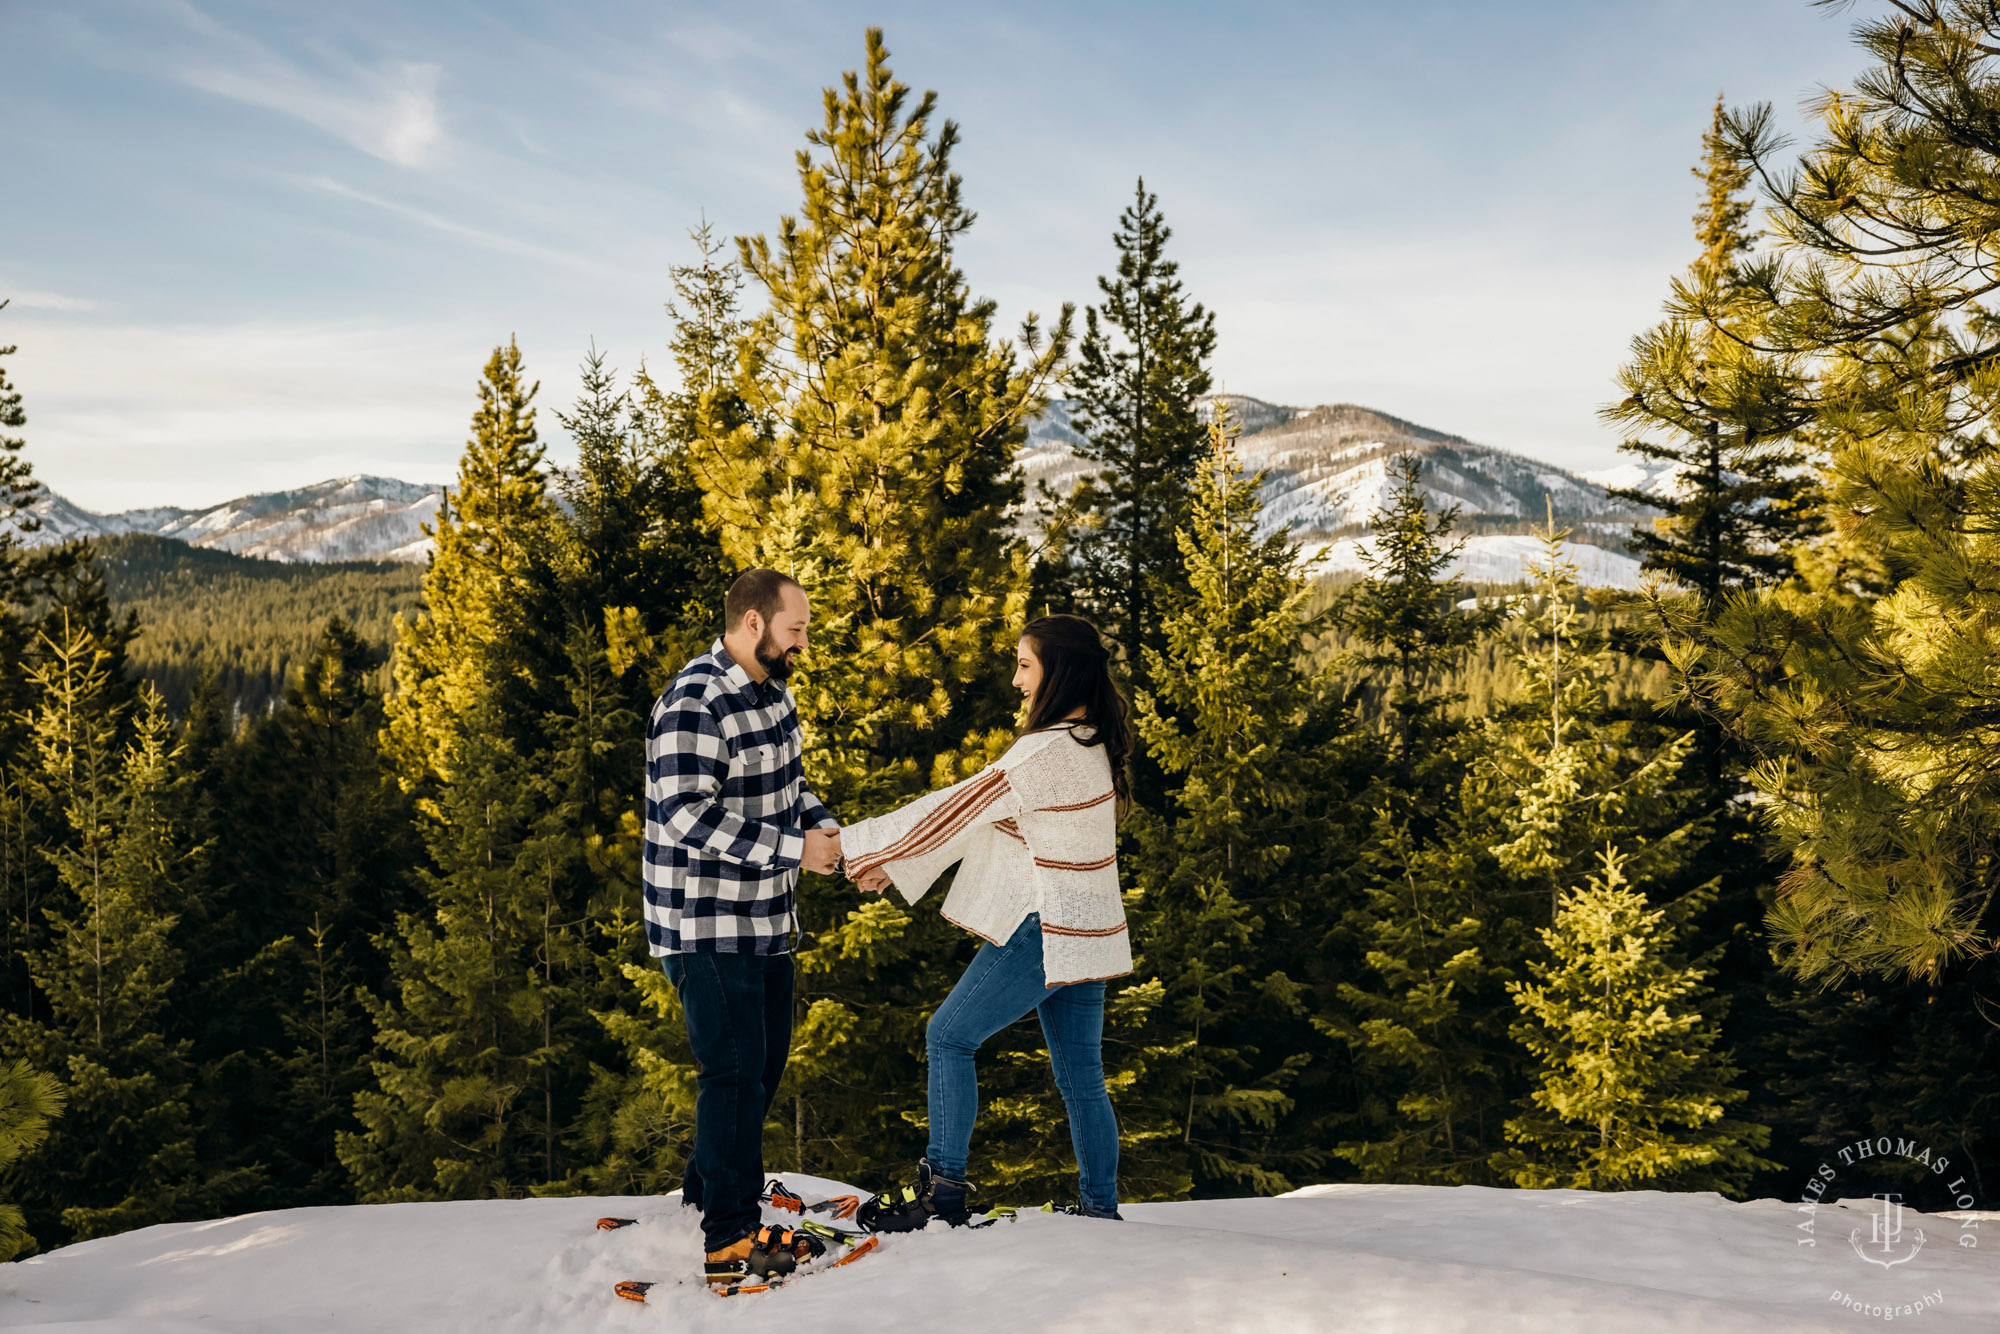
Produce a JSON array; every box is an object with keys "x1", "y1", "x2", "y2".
[
  {"x1": 300, "y1": 176, "x2": 614, "y2": 276},
  {"x1": 162, "y1": 0, "x2": 443, "y2": 167},
  {"x1": 1, "y1": 290, "x2": 96, "y2": 312}
]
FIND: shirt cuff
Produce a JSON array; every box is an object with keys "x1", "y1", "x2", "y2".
[{"x1": 773, "y1": 825, "x2": 807, "y2": 869}]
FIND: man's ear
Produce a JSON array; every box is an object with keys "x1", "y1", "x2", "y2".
[{"x1": 741, "y1": 609, "x2": 763, "y2": 640}]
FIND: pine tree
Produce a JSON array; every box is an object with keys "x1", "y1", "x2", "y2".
[
  {"x1": 1341, "y1": 453, "x2": 1482, "y2": 777},
  {"x1": 1495, "y1": 846, "x2": 1770, "y2": 1192},
  {"x1": 1327, "y1": 811, "x2": 1514, "y2": 1184},
  {"x1": 560, "y1": 340, "x2": 726, "y2": 642},
  {"x1": 1601, "y1": 96, "x2": 1814, "y2": 608},
  {"x1": 355, "y1": 343, "x2": 598, "y2": 1200},
  {"x1": 0, "y1": 1058, "x2": 63, "y2": 1259},
  {"x1": 1116, "y1": 404, "x2": 1351, "y2": 1197},
  {"x1": 2, "y1": 653, "x2": 205, "y2": 1244},
  {"x1": 698, "y1": 28, "x2": 1071, "y2": 809},
  {"x1": 199, "y1": 622, "x2": 421, "y2": 1206},
  {"x1": 1060, "y1": 181, "x2": 1218, "y2": 702},
  {"x1": 685, "y1": 29, "x2": 1072, "y2": 1188},
  {"x1": 1326, "y1": 459, "x2": 1506, "y2": 1184},
  {"x1": 342, "y1": 692, "x2": 545, "y2": 1200},
  {"x1": 0, "y1": 302, "x2": 45, "y2": 761},
  {"x1": 1656, "y1": 6, "x2": 2000, "y2": 992},
  {"x1": 1330, "y1": 516, "x2": 1709, "y2": 1184},
  {"x1": 359, "y1": 333, "x2": 696, "y2": 1200},
  {"x1": 1483, "y1": 517, "x2": 1705, "y2": 917},
  {"x1": 384, "y1": 337, "x2": 563, "y2": 788},
  {"x1": 639, "y1": 219, "x2": 751, "y2": 457},
  {"x1": 0, "y1": 303, "x2": 35, "y2": 536}
]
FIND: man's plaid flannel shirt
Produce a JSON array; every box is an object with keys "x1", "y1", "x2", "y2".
[{"x1": 643, "y1": 639, "x2": 837, "y2": 955}]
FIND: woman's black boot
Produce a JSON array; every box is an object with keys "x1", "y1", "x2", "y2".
[{"x1": 857, "y1": 1158, "x2": 973, "y2": 1232}]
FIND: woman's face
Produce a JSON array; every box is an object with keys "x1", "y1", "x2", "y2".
[{"x1": 1013, "y1": 637, "x2": 1044, "y2": 712}]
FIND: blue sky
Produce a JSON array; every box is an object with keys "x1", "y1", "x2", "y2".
[{"x1": 2, "y1": 0, "x2": 1866, "y2": 512}]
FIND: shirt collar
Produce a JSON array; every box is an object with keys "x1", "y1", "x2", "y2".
[{"x1": 712, "y1": 638, "x2": 782, "y2": 705}]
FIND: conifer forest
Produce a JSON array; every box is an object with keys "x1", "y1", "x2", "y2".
[{"x1": 3, "y1": 10, "x2": 1999, "y2": 1262}]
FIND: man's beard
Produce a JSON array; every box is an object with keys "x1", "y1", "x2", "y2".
[{"x1": 756, "y1": 630, "x2": 802, "y2": 681}]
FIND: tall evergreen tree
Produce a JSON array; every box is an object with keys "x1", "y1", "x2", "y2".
[
  {"x1": 687, "y1": 29, "x2": 1072, "y2": 1188},
  {"x1": 1341, "y1": 453, "x2": 1481, "y2": 779},
  {"x1": 198, "y1": 622, "x2": 422, "y2": 1206},
  {"x1": 560, "y1": 341, "x2": 725, "y2": 642},
  {"x1": 2, "y1": 654, "x2": 204, "y2": 1245},
  {"x1": 1327, "y1": 810, "x2": 1512, "y2": 1184},
  {"x1": 0, "y1": 302, "x2": 44, "y2": 761},
  {"x1": 1496, "y1": 846, "x2": 1770, "y2": 1193},
  {"x1": 1601, "y1": 96, "x2": 1814, "y2": 609},
  {"x1": 1059, "y1": 181, "x2": 1218, "y2": 704},
  {"x1": 1320, "y1": 456, "x2": 1500, "y2": 1184},
  {"x1": 384, "y1": 337, "x2": 562, "y2": 788},
  {"x1": 1660, "y1": 4, "x2": 2000, "y2": 994},
  {"x1": 699, "y1": 28, "x2": 1071, "y2": 809},
  {"x1": 1116, "y1": 405, "x2": 1353, "y2": 1197},
  {"x1": 557, "y1": 234, "x2": 756, "y2": 1196},
  {"x1": 354, "y1": 343, "x2": 602, "y2": 1200},
  {"x1": 638, "y1": 219, "x2": 751, "y2": 458}
]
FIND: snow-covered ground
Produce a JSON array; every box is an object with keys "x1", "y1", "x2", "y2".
[
  {"x1": 3, "y1": 1175, "x2": 1993, "y2": 1333},
  {"x1": 1303, "y1": 534, "x2": 1646, "y2": 589}
]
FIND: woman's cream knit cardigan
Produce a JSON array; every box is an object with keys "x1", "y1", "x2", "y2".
[{"x1": 841, "y1": 726, "x2": 1129, "y2": 986}]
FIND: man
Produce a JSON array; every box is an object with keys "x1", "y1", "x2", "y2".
[{"x1": 644, "y1": 567, "x2": 842, "y2": 1290}]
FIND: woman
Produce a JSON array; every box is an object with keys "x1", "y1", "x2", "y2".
[{"x1": 839, "y1": 614, "x2": 1133, "y2": 1228}]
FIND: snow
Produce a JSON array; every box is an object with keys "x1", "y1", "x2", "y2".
[
  {"x1": 3, "y1": 1174, "x2": 1992, "y2": 1333},
  {"x1": 1581, "y1": 461, "x2": 1685, "y2": 500},
  {"x1": 1304, "y1": 534, "x2": 1646, "y2": 589}
]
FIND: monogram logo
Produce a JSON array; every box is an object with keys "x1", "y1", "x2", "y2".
[{"x1": 1848, "y1": 1192, "x2": 1924, "y2": 1269}]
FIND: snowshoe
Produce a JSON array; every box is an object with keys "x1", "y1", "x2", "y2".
[
  {"x1": 981, "y1": 1201, "x2": 1122, "y2": 1224},
  {"x1": 856, "y1": 1158, "x2": 975, "y2": 1233},
  {"x1": 761, "y1": 1177, "x2": 861, "y2": 1222},
  {"x1": 703, "y1": 1222, "x2": 827, "y2": 1293}
]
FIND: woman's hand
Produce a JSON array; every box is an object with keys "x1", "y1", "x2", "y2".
[{"x1": 857, "y1": 867, "x2": 891, "y2": 895}]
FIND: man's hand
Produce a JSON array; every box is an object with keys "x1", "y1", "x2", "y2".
[
  {"x1": 858, "y1": 867, "x2": 891, "y2": 895},
  {"x1": 802, "y1": 826, "x2": 842, "y2": 875}
]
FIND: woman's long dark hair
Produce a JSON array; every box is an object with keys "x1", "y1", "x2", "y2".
[{"x1": 1020, "y1": 614, "x2": 1134, "y2": 815}]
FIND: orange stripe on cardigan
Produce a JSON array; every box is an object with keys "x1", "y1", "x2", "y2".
[
  {"x1": 1035, "y1": 790, "x2": 1115, "y2": 813},
  {"x1": 1032, "y1": 853, "x2": 1118, "y2": 873},
  {"x1": 849, "y1": 769, "x2": 1013, "y2": 879},
  {"x1": 1040, "y1": 921, "x2": 1128, "y2": 938},
  {"x1": 994, "y1": 817, "x2": 1028, "y2": 844}
]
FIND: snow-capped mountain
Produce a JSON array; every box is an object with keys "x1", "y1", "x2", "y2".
[
  {"x1": 11, "y1": 475, "x2": 441, "y2": 563},
  {"x1": 1027, "y1": 396, "x2": 1650, "y2": 536},
  {"x1": 1025, "y1": 396, "x2": 1654, "y2": 585}
]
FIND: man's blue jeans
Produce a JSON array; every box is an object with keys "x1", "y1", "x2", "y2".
[
  {"x1": 662, "y1": 950, "x2": 793, "y2": 1252},
  {"x1": 926, "y1": 913, "x2": 1120, "y2": 1216}
]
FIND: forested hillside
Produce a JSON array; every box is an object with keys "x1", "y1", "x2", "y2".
[
  {"x1": 0, "y1": 13, "x2": 1992, "y2": 1267},
  {"x1": 94, "y1": 534, "x2": 424, "y2": 716}
]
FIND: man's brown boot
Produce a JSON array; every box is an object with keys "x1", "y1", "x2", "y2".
[{"x1": 703, "y1": 1223, "x2": 827, "y2": 1292}]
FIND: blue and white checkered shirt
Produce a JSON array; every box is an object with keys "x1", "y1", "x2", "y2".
[{"x1": 643, "y1": 639, "x2": 836, "y2": 955}]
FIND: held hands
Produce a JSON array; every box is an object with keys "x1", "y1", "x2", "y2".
[
  {"x1": 800, "y1": 824, "x2": 886, "y2": 892},
  {"x1": 801, "y1": 826, "x2": 843, "y2": 875}
]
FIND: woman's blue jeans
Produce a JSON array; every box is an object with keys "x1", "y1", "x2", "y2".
[{"x1": 926, "y1": 913, "x2": 1120, "y2": 1216}]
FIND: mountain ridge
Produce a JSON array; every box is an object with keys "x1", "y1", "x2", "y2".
[{"x1": 13, "y1": 398, "x2": 1662, "y2": 583}]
